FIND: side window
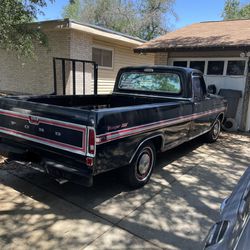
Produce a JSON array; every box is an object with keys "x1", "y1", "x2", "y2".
[
  {"x1": 190, "y1": 61, "x2": 205, "y2": 73},
  {"x1": 92, "y1": 47, "x2": 113, "y2": 68},
  {"x1": 226, "y1": 60, "x2": 246, "y2": 75},
  {"x1": 173, "y1": 61, "x2": 188, "y2": 67},
  {"x1": 207, "y1": 61, "x2": 224, "y2": 75},
  {"x1": 192, "y1": 76, "x2": 206, "y2": 101}
]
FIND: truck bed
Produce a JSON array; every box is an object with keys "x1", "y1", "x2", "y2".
[
  {"x1": 24, "y1": 94, "x2": 177, "y2": 110},
  {"x1": 0, "y1": 93, "x2": 184, "y2": 156}
]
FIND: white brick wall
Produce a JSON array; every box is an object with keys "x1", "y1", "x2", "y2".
[
  {"x1": 0, "y1": 30, "x2": 71, "y2": 95},
  {"x1": 69, "y1": 30, "x2": 93, "y2": 95},
  {"x1": 0, "y1": 29, "x2": 99, "y2": 95}
]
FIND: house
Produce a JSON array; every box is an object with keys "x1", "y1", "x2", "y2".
[
  {"x1": 0, "y1": 19, "x2": 154, "y2": 95},
  {"x1": 135, "y1": 19, "x2": 250, "y2": 132}
]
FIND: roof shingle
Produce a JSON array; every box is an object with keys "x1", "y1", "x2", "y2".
[{"x1": 135, "y1": 19, "x2": 250, "y2": 52}]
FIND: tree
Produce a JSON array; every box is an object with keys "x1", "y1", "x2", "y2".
[
  {"x1": 63, "y1": 0, "x2": 82, "y2": 20},
  {"x1": 222, "y1": 0, "x2": 250, "y2": 20},
  {"x1": 62, "y1": 0, "x2": 176, "y2": 41},
  {"x1": 0, "y1": 0, "x2": 52, "y2": 58},
  {"x1": 138, "y1": 0, "x2": 176, "y2": 41},
  {"x1": 238, "y1": 3, "x2": 250, "y2": 18}
]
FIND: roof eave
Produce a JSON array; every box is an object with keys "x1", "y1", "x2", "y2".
[
  {"x1": 134, "y1": 45, "x2": 250, "y2": 53},
  {"x1": 69, "y1": 21, "x2": 143, "y2": 46},
  {"x1": 31, "y1": 19, "x2": 145, "y2": 46}
]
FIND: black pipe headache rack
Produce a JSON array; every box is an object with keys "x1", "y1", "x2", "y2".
[{"x1": 53, "y1": 57, "x2": 98, "y2": 95}]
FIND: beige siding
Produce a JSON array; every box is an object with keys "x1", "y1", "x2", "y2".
[
  {"x1": 93, "y1": 39, "x2": 155, "y2": 94},
  {"x1": 0, "y1": 30, "x2": 70, "y2": 95},
  {"x1": 154, "y1": 52, "x2": 168, "y2": 65}
]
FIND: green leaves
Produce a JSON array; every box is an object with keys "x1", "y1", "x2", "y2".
[
  {"x1": 62, "y1": 0, "x2": 176, "y2": 41},
  {"x1": 0, "y1": 0, "x2": 51, "y2": 58},
  {"x1": 238, "y1": 4, "x2": 250, "y2": 18},
  {"x1": 222, "y1": 0, "x2": 250, "y2": 20},
  {"x1": 62, "y1": 0, "x2": 81, "y2": 21}
]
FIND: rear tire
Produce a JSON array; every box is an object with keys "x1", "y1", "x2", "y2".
[
  {"x1": 122, "y1": 142, "x2": 156, "y2": 189},
  {"x1": 204, "y1": 119, "x2": 221, "y2": 143}
]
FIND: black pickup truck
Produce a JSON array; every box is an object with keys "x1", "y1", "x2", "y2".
[{"x1": 0, "y1": 66, "x2": 227, "y2": 188}]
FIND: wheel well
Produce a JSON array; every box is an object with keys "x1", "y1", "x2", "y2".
[
  {"x1": 218, "y1": 113, "x2": 224, "y2": 123},
  {"x1": 129, "y1": 135, "x2": 164, "y2": 164},
  {"x1": 151, "y1": 136, "x2": 163, "y2": 152}
]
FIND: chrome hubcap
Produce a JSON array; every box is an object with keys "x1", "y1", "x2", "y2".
[
  {"x1": 213, "y1": 121, "x2": 220, "y2": 138},
  {"x1": 138, "y1": 153, "x2": 151, "y2": 175},
  {"x1": 135, "y1": 147, "x2": 154, "y2": 181}
]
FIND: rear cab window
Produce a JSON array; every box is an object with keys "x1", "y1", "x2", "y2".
[{"x1": 118, "y1": 72, "x2": 182, "y2": 94}]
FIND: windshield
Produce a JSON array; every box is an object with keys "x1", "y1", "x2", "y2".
[{"x1": 119, "y1": 72, "x2": 181, "y2": 94}]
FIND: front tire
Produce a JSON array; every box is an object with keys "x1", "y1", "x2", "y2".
[
  {"x1": 122, "y1": 142, "x2": 156, "y2": 189},
  {"x1": 204, "y1": 119, "x2": 221, "y2": 143}
]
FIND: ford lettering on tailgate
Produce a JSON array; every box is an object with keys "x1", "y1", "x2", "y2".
[{"x1": 0, "y1": 109, "x2": 86, "y2": 155}]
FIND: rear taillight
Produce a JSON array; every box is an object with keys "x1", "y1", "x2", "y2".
[
  {"x1": 86, "y1": 157, "x2": 94, "y2": 167},
  {"x1": 87, "y1": 127, "x2": 96, "y2": 156}
]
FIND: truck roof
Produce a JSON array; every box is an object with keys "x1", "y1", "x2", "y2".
[{"x1": 118, "y1": 65, "x2": 202, "y2": 75}]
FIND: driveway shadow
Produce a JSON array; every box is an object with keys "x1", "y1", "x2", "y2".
[{"x1": 0, "y1": 132, "x2": 249, "y2": 249}]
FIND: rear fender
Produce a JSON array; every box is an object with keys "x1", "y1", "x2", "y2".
[{"x1": 129, "y1": 134, "x2": 164, "y2": 164}]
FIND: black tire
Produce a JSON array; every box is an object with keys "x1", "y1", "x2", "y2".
[
  {"x1": 122, "y1": 142, "x2": 156, "y2": 189},
  {"x1": 204, "y1": 119, "x2": 221, "y2": 143}
]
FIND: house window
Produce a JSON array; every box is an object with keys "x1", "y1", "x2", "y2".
[
  {"x1": 92, "y1": 47, "x2": 113, "y2": 68},
  {"x1": 207, "y1": 61, "x2": 224, "y2": 75},
  {"x1": 190, "y1": 61, "x2": 205, "y2": 73},
  {"x1": 173, "y1": 61, "x2": 188, "y2": 67},
  {"x1": 226, "y1": 60, "x2": 246, "y2": 75}
]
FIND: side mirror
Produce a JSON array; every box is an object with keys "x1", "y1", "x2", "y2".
[{"x1": 207, "y1": 84, "x2": 217, "y2": 94}]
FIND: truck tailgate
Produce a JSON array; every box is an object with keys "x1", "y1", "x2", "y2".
[{"x1": 0, "y1": 97, "x2": 93, "y2": 157}]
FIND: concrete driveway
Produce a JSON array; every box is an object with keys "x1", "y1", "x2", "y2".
[{"x1": 0, "y1": 132, "x2": 249, "y2": 250}]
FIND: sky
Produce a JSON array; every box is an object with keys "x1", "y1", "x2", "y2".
[{"x1": 37, "y1": 0, "x2": 250, "y2": 30}]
